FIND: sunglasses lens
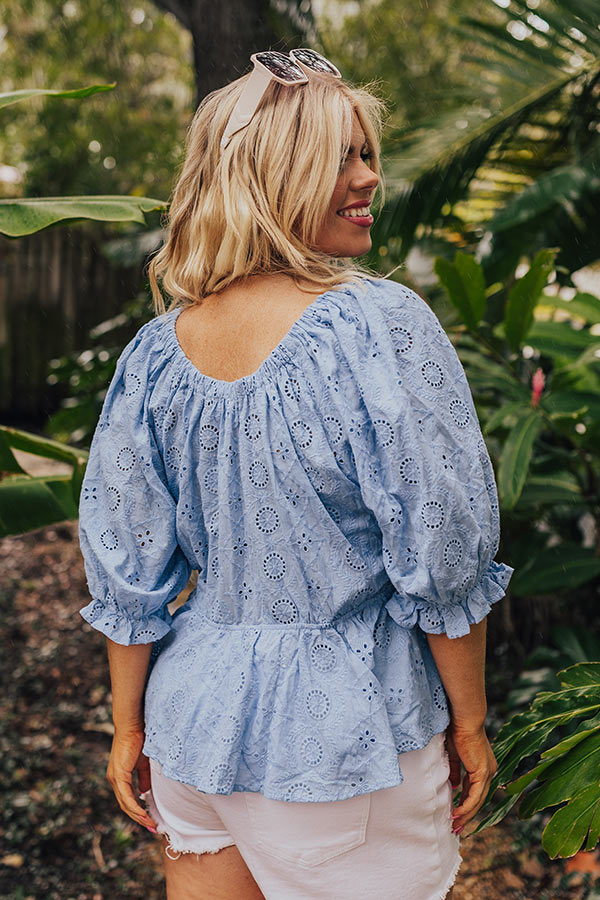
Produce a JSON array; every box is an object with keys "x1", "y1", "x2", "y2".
[
  {"x1": 292, "y1": 49, "x2": 340, "y2": 76},
  {"x1": 254, "y1": 51, "x2": 306, "y2": 82}
]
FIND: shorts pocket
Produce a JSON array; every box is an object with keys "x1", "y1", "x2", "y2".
[{"x1": 244, "y1": 791, "x2": 371, "y2": 868}]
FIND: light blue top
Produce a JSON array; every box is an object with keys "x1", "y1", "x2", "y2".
[{"x1": 79, "y1": 276, "x2": 513, "y2": 802}]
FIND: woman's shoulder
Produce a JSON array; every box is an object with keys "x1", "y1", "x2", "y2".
[
  {"x1": 346, "y1": 276, "x2": 433, "y2": 317},
  {"x1": 115, "y1": 310, "x2": 176, "y2": 368},
  {"x1": 324, "y1": 276, "x2": 439, "y2": 342}
]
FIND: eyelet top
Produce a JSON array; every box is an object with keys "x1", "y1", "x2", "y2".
[
  {"x1": 78, "y1": 275, "x2": 513, "y2": 803},
  {"x1": 161, "y1": 286, "x2": 354, "y2": 399}
]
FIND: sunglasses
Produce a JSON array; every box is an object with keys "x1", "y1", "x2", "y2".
[{"x1": 220, "y1": 49, "x2": 342, "y2": 152}]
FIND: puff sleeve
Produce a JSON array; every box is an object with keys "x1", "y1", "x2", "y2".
[
  {"x1": 78, "y1": 324, "x2": 192, "y2": 645},
  {"x1": 337, "y1": 280, "x2": 513, "y2": 639}
]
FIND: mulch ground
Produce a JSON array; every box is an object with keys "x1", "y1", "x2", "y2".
[{"x1": 1, "y1": 521, "x2": 598, "y2": 900}]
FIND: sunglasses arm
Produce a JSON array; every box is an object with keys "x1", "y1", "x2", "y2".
[{"x1": 220, "y1": 66, "x2": 273, "y2": 151}]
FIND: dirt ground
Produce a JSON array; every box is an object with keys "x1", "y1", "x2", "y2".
[{"x1": 1, "y1": 518, "x2": 599, "y2": 900}]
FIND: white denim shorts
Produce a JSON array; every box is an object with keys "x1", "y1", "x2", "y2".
[{"x1": 142, "y1": 732, "x2": 461, "y2": 900}]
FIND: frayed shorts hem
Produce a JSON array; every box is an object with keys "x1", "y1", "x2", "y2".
[
  {"x1": 143, "y1": 787, "x2": 237, "y2": 859},
  {"x1": 434, "y1": 854, "x2": 462, "y2": 900},
  {"x1": 141, "y1": 734, "x2": 461, "y2": 900}
]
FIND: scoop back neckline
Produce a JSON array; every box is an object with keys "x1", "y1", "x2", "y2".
[{"x1": 163, "y1": 283, "x2": 355, "y2": 397}]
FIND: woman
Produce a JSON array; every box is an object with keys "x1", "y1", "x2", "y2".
[{"x1": 78, "y1": 50, "x2": 513, "y2": 900}]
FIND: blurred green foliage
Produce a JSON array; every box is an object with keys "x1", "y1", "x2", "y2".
[{"x1": 0, "y1": 0, "x2": 195, "y2": 200}]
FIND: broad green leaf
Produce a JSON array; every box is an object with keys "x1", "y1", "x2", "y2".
[
  {"x1": 0, "y1": 475, "x2": 79, "y2": 537},
  {"x1": 525, "y1": 321, "x2": 600, "y2": 360},
  {"x1": 586, "y1": 794, "x2": 600, "y2": 851},
  {"x1": 456, "y1": 348, "x2": 527, "y2": 397},
  {"x1": 70, "y1": 459, "x2": 86, "y2": 502},
  {"x1": 434, "y1": 257, "x2": 477, "y2": 329},
  {"x1": 495, "y1": 717, "x2": 573, "y2": 787},
  {"x1": 0, "y1": 196, "x2": 167, "y2": 237},
  {"x1": 529, "y1": 687, "x2": 600, "y2": 722},
  {"x1": 0, "y1": 84, "x2": 115, "y2": 109},
  {"x1": 542, "y1": 391, "x2": 600, "y2": 421},
  {"x1": 539, "y1": 292, "x2": 600, "y2": 326},
  {"x1": 505, "y1": 249, "x2": 557, "y2": 352},
  {"x1": 498, "y1": 409, "x2": 541, "y2": 509},
  {"x1": 518, "y1": 731, "x2": 600, "y2": 817},
  {"x1": 558, "y1": 663, "x2": 600, "y2": 689},
  {"x1": 472, "y1": 793, "x2": 520, "y2": 833},
  {"x1": 507, "y1": 757, "x2": 554, "y2": 795},
  {"x1": 542, "y1": 783, "x2": 600, "y2": 858},
  {"x1": 510, "y1": 546, "x2": 600, "y2": 596},
  {"x1": 463, "y1": 369, "x2": 529, "y2": 401},
  {"x1": 0, "y1": 426, "x2": 88, "y2": 466},
  {"x1": 434, "y1": 253, "x2": 486, "y2": 329},
  {"x1": 556, "y1": 343, "x2": 600, "y2": 373},
  {"x1": 541, "y1": 712, "x2": 600, "y2": 762},
  {"x1": 490, "y1": 166, "x2": 600, "y2": 233},
  {"x1": 0, "y1": 428, "x2": 26, "y2": 475},
  {"x1": 483, "y1": 401, "x2": 529, "y2": 434},
  {"x1": 455, "y1": 253, "x2": 486, "y2": 323},
  {"x1": 516, "y1": 473, "x2": 581, "y2": 509}
]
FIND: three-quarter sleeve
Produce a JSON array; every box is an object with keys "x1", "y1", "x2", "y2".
[
  {"x1": 78, "y1": 325, "x2": 192, "y2": 645},
  {"x1": 337, "y1": 280, "x2": 513, "y2": 639}
]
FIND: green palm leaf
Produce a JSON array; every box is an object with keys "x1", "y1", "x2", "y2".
[
  {"x1": 0, "y1": 83, "x2": 115, "y2": 109},
  {"x1": 376, "y1": 0, "x2": 600, "y2": 266},
  {"x1": 475, "y1": 663, "x2": 600, "y2": 858},
  {"x1": 0, "y1": 196, "x2": 167, "y2": 237}
]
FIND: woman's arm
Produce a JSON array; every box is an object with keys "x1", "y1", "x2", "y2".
[
  {"x1": 105, "y1": 638, "x2": 158, "y2": 831},
  {"x1": 426, "y1": 620, "x2": 498, "y2": 833}
]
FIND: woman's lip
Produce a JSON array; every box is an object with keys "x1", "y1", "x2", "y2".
[
  {"x1": 338, "y1": 200, "x2": 372, "y2": 210},
  {"x1": 336, "y1": 212, "x2": 374, "y2": 228}
]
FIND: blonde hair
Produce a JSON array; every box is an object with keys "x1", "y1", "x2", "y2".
[{"x1": 148, "y1": 68, "x2": 387, "y2": 314}]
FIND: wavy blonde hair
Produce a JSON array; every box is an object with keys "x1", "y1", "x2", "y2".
[{"x1": 148, "y1": 67, "x2": 387, "y2": 314}]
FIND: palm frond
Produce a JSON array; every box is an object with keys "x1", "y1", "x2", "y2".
[{"x1": 378, "y1": 0, "x2": 600, "y2": 269}]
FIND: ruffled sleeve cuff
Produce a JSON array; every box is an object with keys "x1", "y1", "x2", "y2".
[
  {"x1": 79, "y1": 595, "x2": 173, "y2": 645},
  {"x1": 384, "y1": 560, "x2": 514, "y2": 639}
]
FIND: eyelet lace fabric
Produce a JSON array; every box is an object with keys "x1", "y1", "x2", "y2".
[{"x1": 78, "y1": 277, "x2": 513, "y2": 802}]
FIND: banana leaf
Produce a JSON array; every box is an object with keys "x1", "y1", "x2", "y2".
[
  {"x1": 0, "y1": 84, "x2": 115, "y2": 109},
  {"x1": 0, "y1": 196, "x2": 167, "y2": 237},
  {"x1": 476, "y1": 663, "x2": 600, "y2": 859}
]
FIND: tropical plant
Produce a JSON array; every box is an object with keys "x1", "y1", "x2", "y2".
[
  {"x1": 506, "y1": 626, "x2": 600, "y2": 713},
  {"x1": 0, "y1": 0, "x2": 194, "y2": 200},
  {"x1": 45, "y1": 292, "x2": 152, "y2": 447},
  {"x1": 0, "y1": 84, "x2": 167, "y2": 537},
  {"x1": 367, "y1": 0, "x2": 600, "y2": 283},
  {"x1": 477, "y1": 662, "x2": 600, "y2": 859},
  {"x1": 436, "y1": 247, "x2": 600, "y2": 602},
  {"x1": 0, "y1": 425, "x2": 87, "y2": 537},
  {"x1": 437, "y1": 246, "x2": 600, "y2": 858}
]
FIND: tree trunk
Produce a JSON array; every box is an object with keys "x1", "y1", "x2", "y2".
[{"x1": 151, "y1": 0, "x2": 282, "y2": 106}]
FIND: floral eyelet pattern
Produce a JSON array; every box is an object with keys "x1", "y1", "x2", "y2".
[
  {"x1": 78, "y1": 276, "x2": 512, "y2": 804},
  {"x1": 255, "y1": 506, "x2": 279, "y2": 534},
  {"x1": 106, "y1": 486, "x2": 121, "y2": 512},
  {"x1": 270, "y1": 598, "x2": 298, "y2": 624},
  {"x1": 116, "y1": 447, "x2": 136, "y2": 471},
  {"x1": 389, "y1": 325, "x2": 413, "y2": 354},
  {"x1": 421, "y1": 360, "x2": 444, "y2": 389},
  {"x1": 263, "y1": 552, "x2": 286, "y2": 580},
  {"x1": 248, "y1": 460, "x2": 269, "y2": 489}
]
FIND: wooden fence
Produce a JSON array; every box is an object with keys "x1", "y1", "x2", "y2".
[{"x1": 0, "y1": 226, "x2": 144, "y2": 423}]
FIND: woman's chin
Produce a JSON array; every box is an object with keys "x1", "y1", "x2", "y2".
[{"x1": 319, "y1": 238, "x2": 373, "y2": 258}]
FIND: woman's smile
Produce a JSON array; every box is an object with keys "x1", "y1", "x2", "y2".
[{"x1": 336, "y1": 203, "x2": 374, "y2": 227}]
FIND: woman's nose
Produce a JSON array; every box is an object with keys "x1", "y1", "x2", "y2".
[{"x1": 351, "y1": 161, "x2": 378, "y2": 192}]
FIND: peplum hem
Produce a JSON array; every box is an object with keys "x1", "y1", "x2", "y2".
[
  {"x1": 384, "y1": 560, "x2": 514, "y2": 639},
  {"x1": 79, "y1": 595, "x2": 173, "y2": 645},
  {"x1": 140, "y1": 596, "x2": 450, "y2": 803}
]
